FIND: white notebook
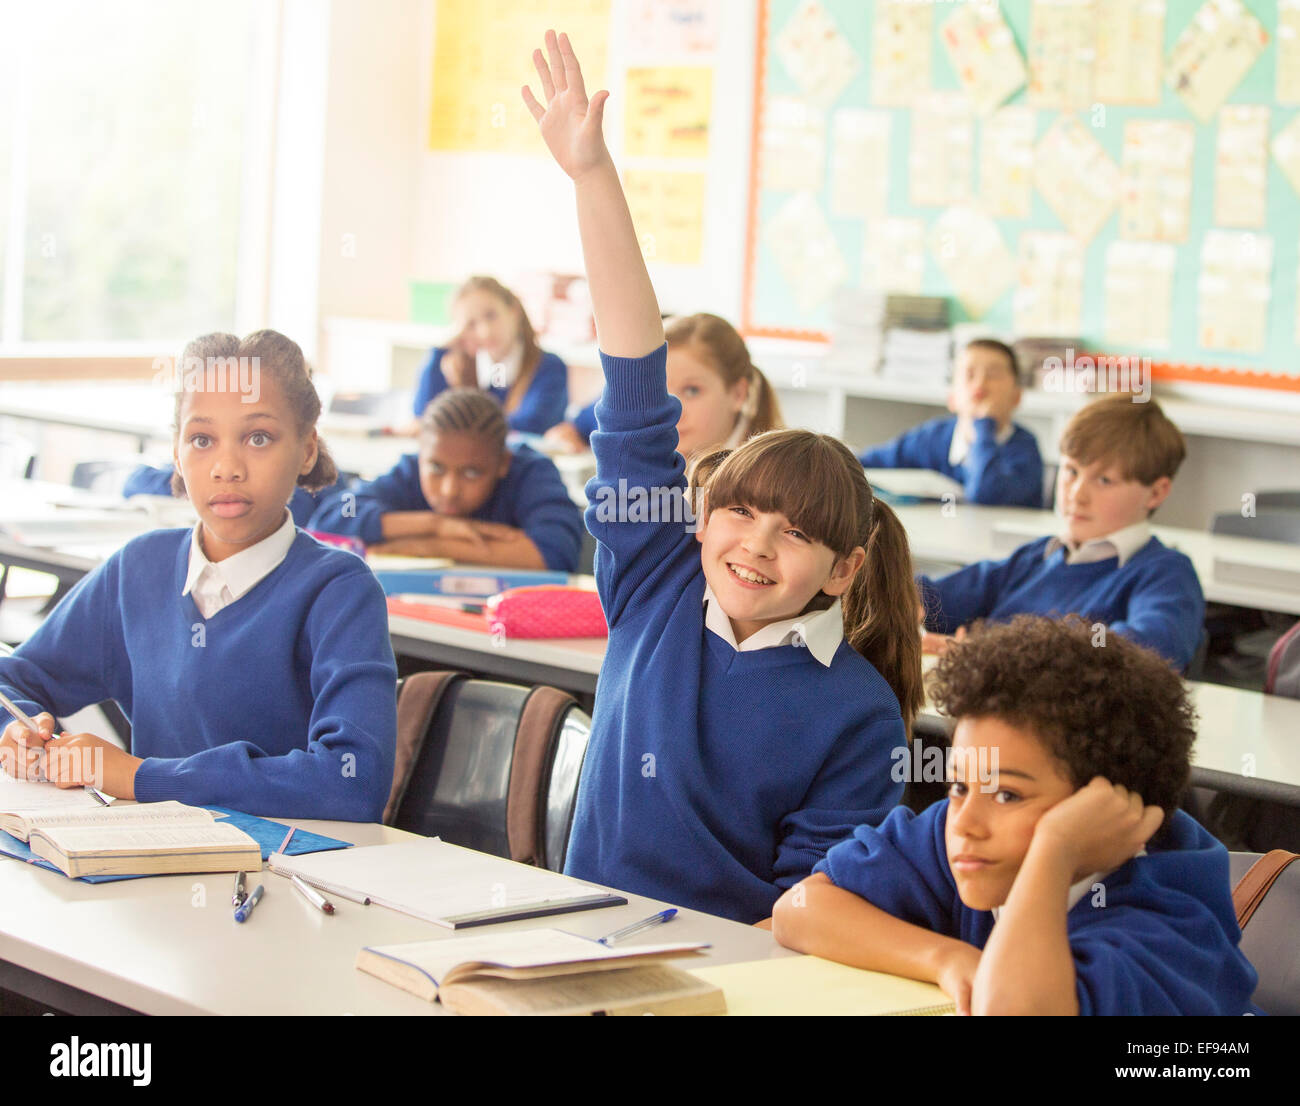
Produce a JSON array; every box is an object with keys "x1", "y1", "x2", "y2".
[{"x1": 269, "y1": 839, "x2": 626, "y2": 929}]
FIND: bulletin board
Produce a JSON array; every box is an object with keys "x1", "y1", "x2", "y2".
[{"x1": 742, "y1": 0, "x2": 1300, "y2": 391}]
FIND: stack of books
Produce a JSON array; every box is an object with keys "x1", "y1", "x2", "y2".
[
  {"x1": 825, "y1": 288, "x2": 884, "y2": 377},
  {"x1": 879, "y1": 296, "x2": 951, "y2": 383}
]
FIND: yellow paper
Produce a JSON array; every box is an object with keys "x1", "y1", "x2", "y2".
[
  {"x1": 624, "y1": 169, "x2": 706, "y2": 266},
  {"x1": 624, "y1": 67, "x2": 712, "y2": 159},
  {"x1": 428, "y1": 0, "x2": 611, "y2": 153},
  {"x1": 688, "y1": 956, "x2": 954, "y2": 1016}
]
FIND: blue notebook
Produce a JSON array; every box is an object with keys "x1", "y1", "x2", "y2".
[{"x1": 0, "y1": 806, "x2": 351, "y2": 883}]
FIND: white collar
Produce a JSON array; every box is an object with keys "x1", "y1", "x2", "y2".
[
  {"x1": 183, "y1": 509, "x2": 296, "y2": 604},
  {"x1": 990, "y1": 849, "x2": 1147, "y2": 922},
  {"x1": 701, "y1": 583, "x2": 844, "y2": 667},
  {"x1": 477, "y1": 341, "x2": 524, "y2": 391},
  {"x1": 948, "y1": 417, "x2": 1015, "y2": 466},
  {"x1": 1045, "y1": 519, "x2": 1152, "y2": 568}
]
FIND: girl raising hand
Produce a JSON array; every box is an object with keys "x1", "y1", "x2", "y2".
[{"x1": 523, "y1": 33, "x2": 921, "y2": 923}]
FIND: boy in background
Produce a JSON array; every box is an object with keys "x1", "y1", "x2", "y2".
[
  {"x1": 917, "y1": 394, "x2": 1203, "y2": 671},
  {"x1": 773, "y1": 616, "x2": 1257, "y2": 1015},
  {"x1": 858, "y1": 338, "x2": 1043, "y2": 507}
]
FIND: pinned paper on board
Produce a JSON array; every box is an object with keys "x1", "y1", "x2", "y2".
[
  {"x1": 929, "y1": 205, "x2": 1014, "y2": 318},
  {"x1": 830, "y1": 109, "x2": 892, "y2": 219},
  {"x1": 862, "y1": 217, "x2": 926, "y2": 294},
  {"x1": 624, "y1": 67, "x2": 712, "y2": 159},
  {"x1": 1104, "y1": 242, "x2": 1176, "y2": 348},
  {"x1": 623, "y1": 169, "x2": 706, "y2": 266},
  {"x1": 1165, "y1": 0, "x2": 1268, "y2": 124},
  {"x1": 1279, "y1": 0, "x2": 1300, "y2": 104},
  {"x1": 1027, "y1": 0, "x2": 1097, "y2": 110},
  {"x1": 1215, "y1": 105, "x2": 1270, "y2": 227},
  {"x1": 1013, "y1": 232, "x2": 1084, "y2": 335},
  {"x1": 1198, "y1": 230, "x2": 1273, "y2": 352},
  {"x1": 774, "y1": 0, "x2": 861, "y2": 110},
  {"x1": 760, "y1": 97, "x2": 826, "y2": 193},
  {"x1": 427, "y1": 0, "x2": 611, "y2": 152},
  {"x1": 872, "y1": 0, "x2": 933, "y2": 106},
  {"x1": 625, "y1": 0, "x2": 719, "y2": 56},
  {"x1": 1119, "y1": 120, "x2": 1193, "y2": 242},
  {"x1": 980, "y1": 106, "x2": 1035, "y2": 218},
  {"x1": 910, "y1": 92, "x2": 974, "y2": 207},
  {"x1": 1033, "y1": 115, "x2": 1120, "y2": 243},
  {"x1": 1270, "y1": 111, "x2": 1300, "y2": 197},
  {"x1": 939, "y1": 1, "x2": 1027, "y2": 116},
  {"x1": 1094, "y1": 0, "x2": 1165, "y2": 104},
  {"x1": 762, "y1": 192, "x2": 849, "y2": 316}
]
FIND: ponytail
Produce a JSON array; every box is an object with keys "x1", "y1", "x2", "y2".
[
  {"x1": 841, "y1": 499, "x2": 924, "y2": 731},
  {"x1": 745, "y1": 366, "x2": 783, "y2": 437}
]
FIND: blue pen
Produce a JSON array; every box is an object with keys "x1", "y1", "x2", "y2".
[
  {"x1": 234, "y1": 884, "x2": 263, "y2": 923},
  {"x1": 597, "y1": 908, "x2": 677, "y2": 946}
]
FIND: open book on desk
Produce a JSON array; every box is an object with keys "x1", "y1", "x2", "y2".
[
  {"x1": 357, "y1": 928, "x2": 719, "y2": 1015},
  {"x1": 270, "y1": 838, "x2": 626, "y2": 928}
]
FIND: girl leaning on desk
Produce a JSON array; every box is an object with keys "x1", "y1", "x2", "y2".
[{"x1": 0, "y1": 330, "x2": 397, "y2": 821}]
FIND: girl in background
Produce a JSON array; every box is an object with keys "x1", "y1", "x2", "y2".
[{"x1": 409, "y1": 276, "x2": 568, "y2": 436}]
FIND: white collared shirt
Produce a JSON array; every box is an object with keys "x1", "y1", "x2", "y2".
[
  {"x1": 701, "y1": 583, "x2": 844, "y2": 667},
  {"x1": 182, "y1": 510, "x2": 297, "y2": 618},
  {"x1": 476, "y1": 341, "x2": 524, "y2": 392},
  {"x1": 1044, "y1": 520, "x2": 1153, "y2": 568},
  {"x1": 948, "y1": 417, "x2": 1015, "y2": 467},
  {"x1": 989, "y1": 850, "x2": 1146, "y2": 922}
]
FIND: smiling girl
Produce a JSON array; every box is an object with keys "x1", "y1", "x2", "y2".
[
  {"x1": 523, "y1": 32, "x2": 922, "y2": 923},
  {"x1": 0, "y1": 330, "x2": 397, "y2": 820}
]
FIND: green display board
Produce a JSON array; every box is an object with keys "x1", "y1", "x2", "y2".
[{"x1": 745, "y1": 0, "x2": 1300, "y2": 387}]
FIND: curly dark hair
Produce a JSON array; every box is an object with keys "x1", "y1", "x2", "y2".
[{"x1": 928, "y1": 615, "x2": 1196, "y2": 815}]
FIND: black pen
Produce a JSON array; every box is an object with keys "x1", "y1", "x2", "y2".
[{"x1": 233, "y1": 870, "x2": 247, "y2": 907}]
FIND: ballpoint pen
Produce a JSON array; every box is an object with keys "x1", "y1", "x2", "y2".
[
  {"x1": 233, "y1": 870, "x2": 247, "y2": 908},
  {"x1": 596, "y1": 908, "x2": 677, "y2": 946},
  {"x1": 234, "y1": 884, "x2": 264, "y2": 923},
  {"x1": 290, "y1": 874, "x2": 335, "y2": 915},
  {"x1": 1, "y1": 689, "x2": 110, "y2": 803}
]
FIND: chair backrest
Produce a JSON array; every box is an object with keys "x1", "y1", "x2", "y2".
[
  {"x1": 1210, "y1": 509, "x2": 1300, "y2": 543},
  {"x1": 70, "y1": 460, "x2": 145, "y2": 496},
  {"x1": 1041, "y1": 462, "x2": 1058, "y2": 511},
  {"x1": 0, "y1": 435, "x2": 36, "y2": 481},
  {"x1": 1254, "y1": 490, "x2": 1300, "y2": 511},
  {"x1": 389, "y1": 673, "x2": 592, "y2": 871},
  {"x1": 1265, "y1": 619, "x2": 1300, "y2": 698},
  {"x1": 1229, "y1": 850, "x2": 1300, "y2": 1015}
]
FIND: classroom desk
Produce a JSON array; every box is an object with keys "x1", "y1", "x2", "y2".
[
  {"x1": 0, "y1": 819, "x2": 789, "y2": 1016},
  {"x1": 892, "y1": 502, "x2": 1300, "y2": 616}
]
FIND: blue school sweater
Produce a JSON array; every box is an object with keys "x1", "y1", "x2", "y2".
[
  {"x1": 816, "y1": 803, "x2": 1259, "y2": 1015},
  {"x1": 858, "y1": 415, "x2": 1043, "y2": 507},
  {"x1": 564, "y1": 344, "x2": 906, "y2": 924},
  {"x1": 412, "y1": 348, "x2": 569, "y2": 435},
  {"x1": 123, "y1": 463, "x2": 331, "y2": 529},
  {"x1": 0, "y1": 529, "x2": 397, "y2": 821},
  {"x1": 306, "y1": 443, "x2": 582, "y2": 572},
  {"x1": 918, "y1": 535, "x2": 1204, "y2": 671}
]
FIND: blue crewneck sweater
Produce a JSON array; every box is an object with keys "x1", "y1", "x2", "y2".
[
  {"x1": 306, "y1": 443, "x2": 582, "y2": 571},
  {"x1": 858, "y1": 415, "x2": 1043, "y2": 507},
  {"x1": 918, "y1": 534, "x2": 1205, "y2": 671},
  {"x1": 817, "y1": 803, "x2": 1259, "y2": 1015},
  {"x1": 0, "y1": 529, "x2": 397, "y2": 820},
  {"x1": 412, "y1": 347, "x2": 569, "y2": 435},
  {"x1": 564, "y1": 345, "x2": 906, "y2": 924}
]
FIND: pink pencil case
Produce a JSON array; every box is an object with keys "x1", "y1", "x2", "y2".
[{"x1": 485, "y1": 586, "x2": 607, "y2": 639}]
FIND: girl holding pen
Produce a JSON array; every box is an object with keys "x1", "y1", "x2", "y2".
[{"x1": 522, "y1": 32, "x2": 921, "y2": 924}]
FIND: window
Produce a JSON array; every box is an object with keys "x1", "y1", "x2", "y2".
[{"x1": 1, "y1": 0, "x2": 263, "y2": 346}]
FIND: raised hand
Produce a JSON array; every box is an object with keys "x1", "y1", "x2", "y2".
[{"x1": 521, "y1": 30, "x2": 611, "y2": 181}]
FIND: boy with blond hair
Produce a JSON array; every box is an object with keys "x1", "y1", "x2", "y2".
[{"x1": 918, "y1": 394, "x2": 1203, "y2": 670}]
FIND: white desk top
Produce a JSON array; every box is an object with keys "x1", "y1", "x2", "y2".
[{"x1": 0, "y1": 819, "x2": 789, "y2": 1015}]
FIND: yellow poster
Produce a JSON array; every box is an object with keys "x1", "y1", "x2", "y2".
[
  {"x1": 428, "y1": 0, "x2": 611, "y2": 153},
  {"x1": 624, "y1": 67, "x2": 712, "y2": 159},
  {"x1": 624, "y1": 169, "x2": 706, "y2": 265}
]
